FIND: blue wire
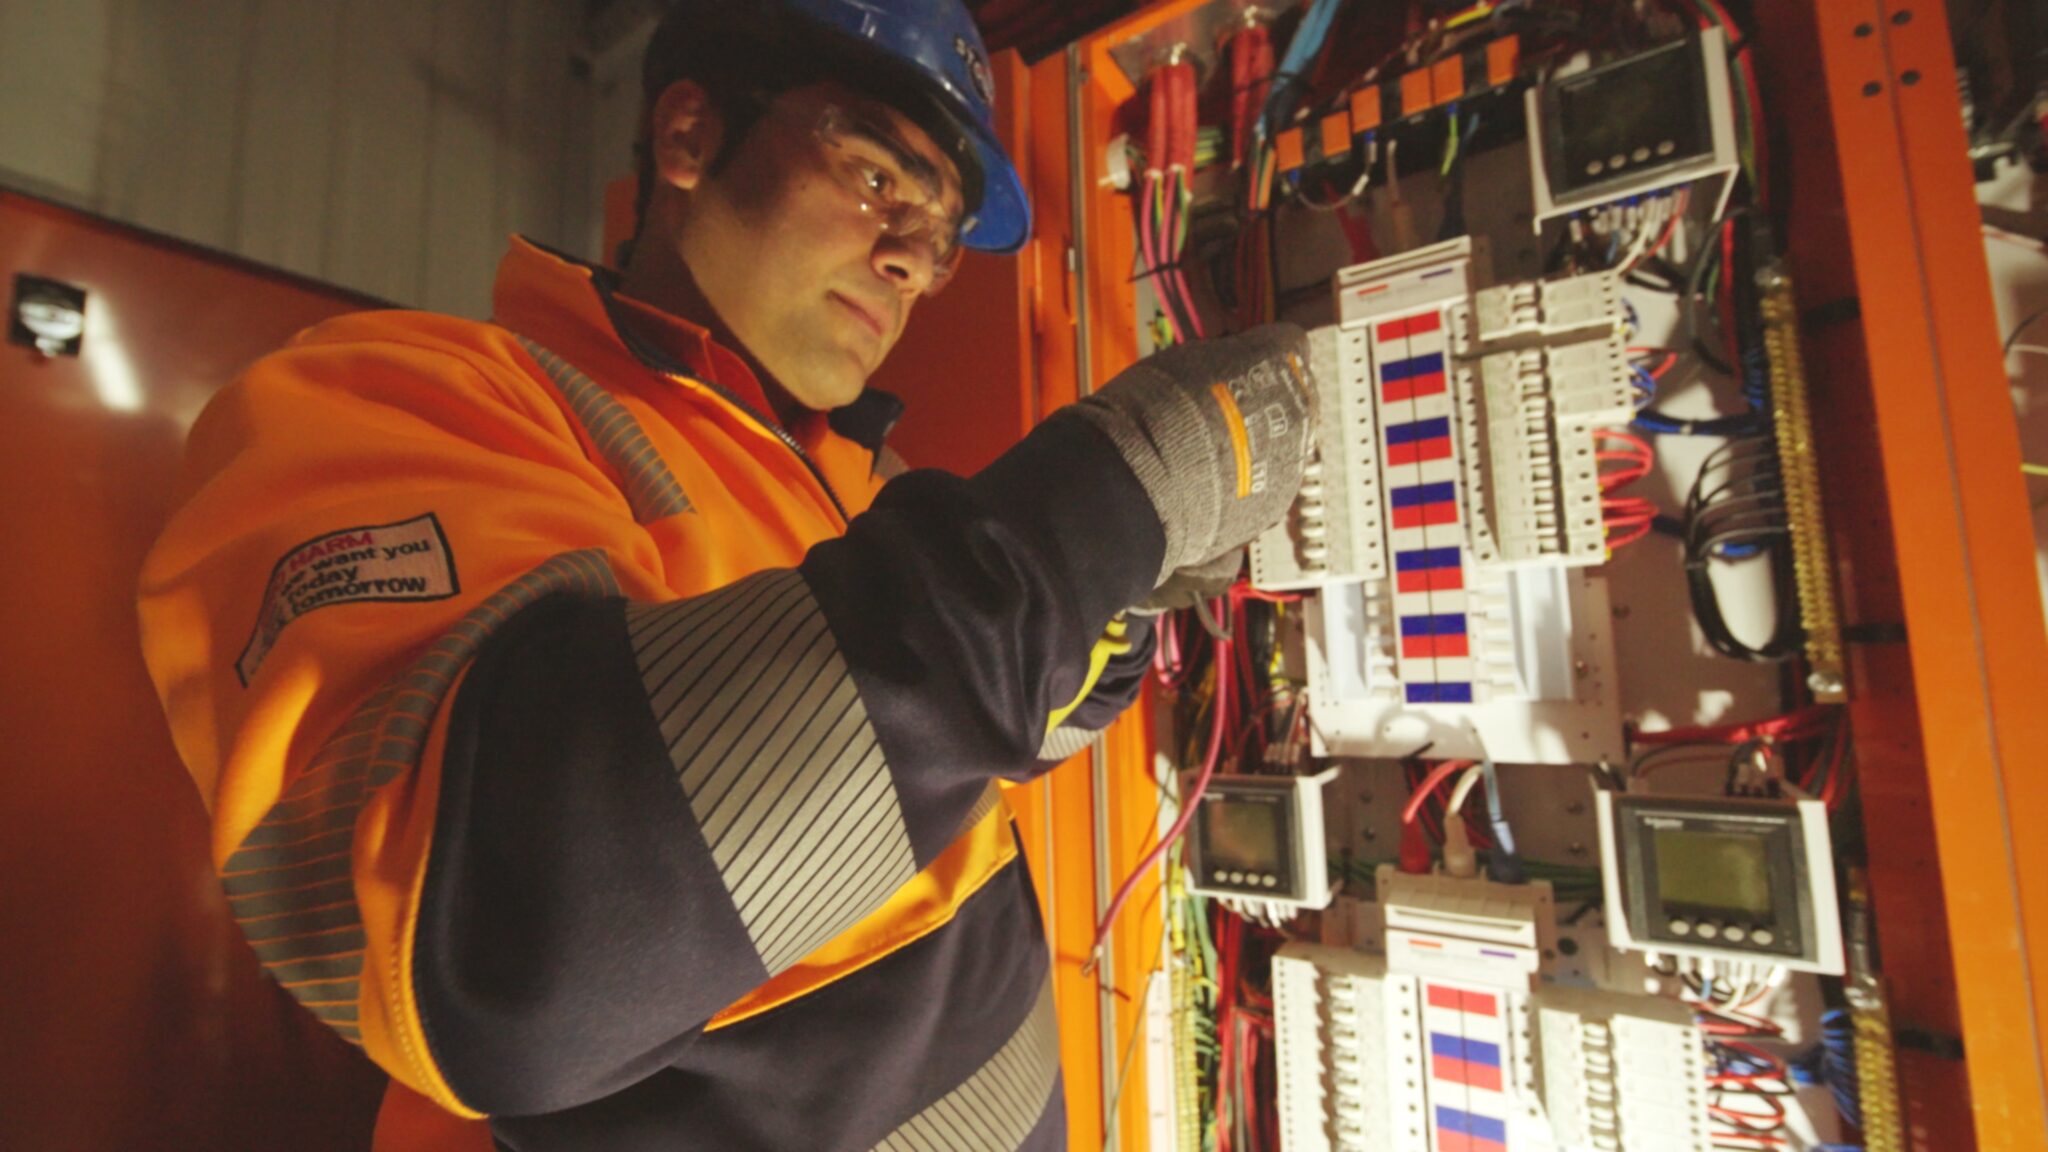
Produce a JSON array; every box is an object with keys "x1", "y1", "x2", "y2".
[
  {"x1": 1480, "y1": 757, "x2": 1525, "y2": 883},
  {"x1": 1258, "y1": 0, "x2": 1343, "y2": 146}
]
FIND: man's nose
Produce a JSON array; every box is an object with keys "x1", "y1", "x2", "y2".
[{"x1": 872, "y1": 232, "x2": 937, "y2": 296}]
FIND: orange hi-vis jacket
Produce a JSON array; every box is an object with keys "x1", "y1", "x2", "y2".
[{"x1": 138, "y1": 238, "x2": 1163, "y2": 1150}]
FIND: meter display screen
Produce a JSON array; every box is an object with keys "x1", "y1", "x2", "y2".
[
  {"x1": 1200, "y1": 798, "x2": 1285, "y2": 874},
  {"x1": 1653, "y1": 828, "x2": 1774, "y2": 918},
  {"x1": 1547, "y1": 37, "x2": 1711, "y2": 198}
]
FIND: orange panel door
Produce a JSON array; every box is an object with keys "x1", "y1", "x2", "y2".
[{"x1": 0, "y1": 190, "x2": 388, "y2": 1152}]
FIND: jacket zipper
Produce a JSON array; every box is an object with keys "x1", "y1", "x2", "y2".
[{"x1": 599, "y1": 287, "x2": 853, "y2": 527}]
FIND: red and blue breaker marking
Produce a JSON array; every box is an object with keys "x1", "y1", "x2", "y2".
[
  {"x1": 1373, "y1": 309, "x2": 1479, "y2": 706},
  {"x1": 1423, "y1": 982, "x2": 1512, "y2": 1152}
]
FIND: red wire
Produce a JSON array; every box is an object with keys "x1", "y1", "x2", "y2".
[
  {"x1": 1084, "y1": 598, "x2": 1232, "y2": 974},
  {"x1": 1227, "y1": 29, "x2": 1253, "y2": 169},
  {"x1": 1719, "y1": 217, "x2": 1740, "y2": 364},
  {"x1": 1145, "y1": 68, "x2": 1167, "y2": 175},
  {"x1": 1632, "y1": 705, "x2": 1834, "y2": 747},
  {"x1": 1632, "y1": 350, "x2": 1680, "y2": 379},
  {"x1": 1400, "y1": 760, "x2": 1475, "y2": 825}
]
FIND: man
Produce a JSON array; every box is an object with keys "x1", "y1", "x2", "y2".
[{"x1": 138, "y1": 1, "x2": 1313, "y2": 1148}]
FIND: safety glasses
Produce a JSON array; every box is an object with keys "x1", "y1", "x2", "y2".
[{"x1": 812, "y1": 104, "x2": 967, "y2": 294}]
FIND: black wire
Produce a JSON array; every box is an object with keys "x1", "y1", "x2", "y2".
[
  {"x1": 1685, "y1": 213, "x2": 1736, "y2": 375},
  {"x1": 1681, "y1": 422, "x2": 1803, "y2": 661},
  {"x1": 2006, "y1": 304, "x2": 2048, "y2": 354}
]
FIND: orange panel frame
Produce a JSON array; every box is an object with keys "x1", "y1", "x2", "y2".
[
  {"x1": 1042, "y1": 6, "x2": 1248, "y2": 1151},
  {"x1": 1757, "y1": 0, "x2": 2048, "y2": 1145}
]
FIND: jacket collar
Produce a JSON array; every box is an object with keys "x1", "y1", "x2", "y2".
[
  {"x1": 490, "y1": 237, "x2": 905, "y2": 460},
  {"x1": 491, "y1": 236, "x2": 775, "y2": 418}
]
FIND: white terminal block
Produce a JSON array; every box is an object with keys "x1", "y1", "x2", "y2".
[
  {"x1": 1250, "y1": 325, "x2": 1386, "y2": 589},
  {"x1": 1450, "y1": 363, "x2": 1503, "y2": 566},
  {"x1": 1254, "y1": 326, "x2": 1381, "y2": 588},
  {"x1": 1536, "y1": 273, "x2": 1625, "y2": 338},
  {"x1": 1377, "y1": 866, "x2": 1555, "y2": 989},
  {"x1": 1275, "y1": 945, "x2": 1399, "y2": 1152},
  {"x1": 1547, "y1": 334, "x2": 1634, "y2": 427},
  {"x1": 1334, "y1": 236, "x2": 1479, "y2": 326},
  {"x1": 1472, "y1": 271, "x2": 1620, "y2": 344},
  {"x1": 1473, "y1": 282, "x2": 1543, "y2": 341},
  {"x1": 1535, "y1": 987, "x2": 1712, "y2": 1152}
]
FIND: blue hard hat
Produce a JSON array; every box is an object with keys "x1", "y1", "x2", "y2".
[{"x1": 773, "y1": 0, "x2": 1031, "y2": 254}]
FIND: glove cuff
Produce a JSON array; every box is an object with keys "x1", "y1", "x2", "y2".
[{"x1": 1063, "y1": 380, "x2": 1221, "y2": 584}]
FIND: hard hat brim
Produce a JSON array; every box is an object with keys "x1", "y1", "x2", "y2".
[{"x1": 958, "y1": 116, "x2": 1031, "y2": 255}]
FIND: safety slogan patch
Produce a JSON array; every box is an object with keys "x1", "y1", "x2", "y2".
[{"x1": 238, "y1": 513, "x2": 459, "y2": 685}]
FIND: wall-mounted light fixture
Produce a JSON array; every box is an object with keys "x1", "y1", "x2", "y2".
[{"x1": 10, "y1": 274, "x2": 87, "y2": 357}]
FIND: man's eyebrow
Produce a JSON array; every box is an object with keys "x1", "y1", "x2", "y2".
[{"x1": 845, "y1": 116, "x2": 944, "y2": 199}]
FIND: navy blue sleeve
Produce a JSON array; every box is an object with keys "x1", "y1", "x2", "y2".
[{"x1": 413, "y1": 412, "x2": 1165, "y2": 1114}]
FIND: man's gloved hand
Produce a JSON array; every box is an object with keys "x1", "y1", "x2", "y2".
[
  {"x1": 1130, "y1": 548, "x2": 1243, "y2": 615},
  {"x1": 1063, "y1": 323, "x2": 1318, "y2": 588}
]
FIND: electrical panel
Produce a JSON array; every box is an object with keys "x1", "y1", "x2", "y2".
[{"x1": 1087, "y1": 3, "x2": 1879, "y2": 1150}]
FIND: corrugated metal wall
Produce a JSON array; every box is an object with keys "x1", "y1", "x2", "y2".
[{"x1": 0, "y1": 0, "x2": 625, "y2": 317}]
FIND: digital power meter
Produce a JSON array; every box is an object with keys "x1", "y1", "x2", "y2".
[
  {"x1": 1595, "y1": 789, "x2": 1845, "y2": 974},
  {"x1": 1186, "y1": 769, "x2": 1339, "y2": 909}
]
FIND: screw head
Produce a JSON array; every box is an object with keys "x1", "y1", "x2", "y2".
[
  {"x1": 1892, "y1": 9, "x2": 1913, "y2": 23},
  {"x1": 1854, "y1": 21, "x2": 1873, "y2": 35},
  {"x1": 1902, "y1": 69, "x2": 1921, "y2": 85},
  {"x1": 1566, "y1": 801, "x2": 1586, "y2": 816},
  {"x1": 1569, "y1": 841, "x2": 1587, "y2": 857},
  {"x1": 1864, "y1": 80, "x2": 1883, "y2": 96}
]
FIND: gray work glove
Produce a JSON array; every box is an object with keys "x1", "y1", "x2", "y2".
[
  {"x1": 1064, "y1": 323, "x2": 1318, "y2": 588},
  {"x1": 1130, "y1": 548, "x2": 1244, "y2": 615}
]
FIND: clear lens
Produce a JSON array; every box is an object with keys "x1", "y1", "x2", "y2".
[{"x1": 816, "y1": 106, "x2": 964, "y2": 295}]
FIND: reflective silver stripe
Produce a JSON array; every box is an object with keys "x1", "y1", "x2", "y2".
[
  {"x1": 1036, "y1": 723, "x2": 1097, "y2": 764},
  {"x1": 516, "y1": 335, "x2": 695, "y2": 523},
  {"x1": 626, "y1": 569, "x2": 919, "y2": 974},
  {"x1": 959, "y1": 781, "x2": 1005, "y2": 837},
  {"x1": 872, "y1": 978, "x2": 1060, "y2": 1152}
]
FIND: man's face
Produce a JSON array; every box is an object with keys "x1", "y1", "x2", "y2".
[{"x1": 676, "y1": 81, "x2": 964, "y2": 412}]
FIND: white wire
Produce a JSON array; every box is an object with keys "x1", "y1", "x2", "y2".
[{"x1": 1445, "y1": 762, "x2": 1487, "y2": 816}]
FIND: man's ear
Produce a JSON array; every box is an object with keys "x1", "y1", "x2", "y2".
[{"x1": 647, "y1": 79, "x2": 723, "y2": 193}]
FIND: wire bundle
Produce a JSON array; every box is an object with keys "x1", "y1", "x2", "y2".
[
  {"x1": 1629, "y1": 704, "x2": 1856, "y2": 810},
  {"x1": 1597, "y1": 427, "x2": 1659, "y2": 550},
  {"x1": 1706, "y1": 1038, "x2": 1797, "y2": 1149},
  {"x1": 1792, "y1": 1009, "x2": 1864, "y2": 1135},
  {"x1": 1565, "y1": 187, "x2": 1691, "y2": 274},
  {"x1": 1211, "y1": 906, "x2": 1282, "y2": 1152},
  {"x1": 1139, "y1": 55, "x2": 1206, "y2": 345},
  {"x1": 1223, "y1": 18, "x2": 1278, "y2": 328},
  {"x1": 1127, "y1": 584, "x2": 1313, "y2": 1152},
  {"x1": 1681, "y1": 432, "x2": 1801, "y2": 662}
]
